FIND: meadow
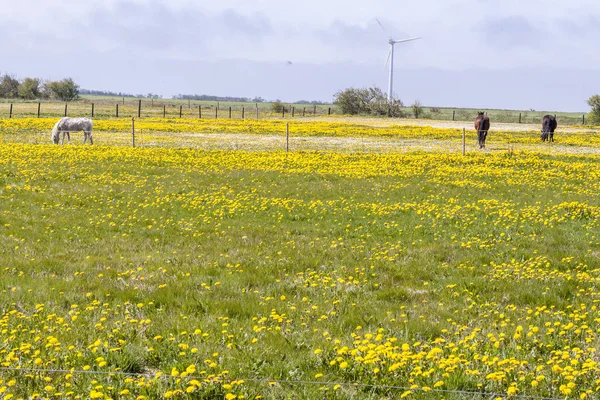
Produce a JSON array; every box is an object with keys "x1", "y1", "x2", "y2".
[{"x1": 0, "y1": 116, "x2": 599, "y2": 399}]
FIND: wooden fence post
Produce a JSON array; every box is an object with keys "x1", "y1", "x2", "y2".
[
  {"x1": 179, "y1": 105, "x2": 183, "y2": 118},
  {"x1": 303, "y1": 107, "x2": 305, "y2": 117},
  {"x1": 138, "y1": 100, "x2": 141, "y2": 118},
  {"x1": 37, "y1": 102, "x2": 41, "y2": 118},
  {"x1": 199, "y1": 106, "x2": 202, "y2": 119},
  {"x1": 242, "y1": 106, "x2": 245, "y2": 119},
  {"x1": 452, "y1": 110, "x2": 455, "y2": 121},
  {"x1": 229, "y1": 106, "x2": 232, "y2": 119},
  {"x1": 313, "y1": 105, "x2": 316, "y2": 115},
  {"x1": 462, "y1": 128, "x2": 466, "y2": 156},
  {"x1": 282, "y1": 107, "x2": 285, "y2": 118},
  {"x1": 583, "y1": 114, "x2": 585, "y2": 125},
  {"x1": 188, "y1": 99, "x2": 191, "y2": 109},
  {"x1": 286, "y1": 122, "x2": 289, "y2": 152},
  {"x1": 256, "y1": 104, "x2": 259, "y2": 119},
  {"x1": 163, "y1": 104, "x2": 166, "y2": 118},
  {"x1": 116, "y1": 104, "x2": 119, "y2": 118},
  {"x1": 131, "y1": 117, "x2": 135, "y2": 148},
  {"x1": 292, "y1": 107, "x2": 295, "y2": 117},
  {"x1": 91, "y1": 103, "x2": 94, "y2": 118},
  {"x1": 519, "y1": 113, "x2": 521, "y2": 124},
  {"x1": 328, "y1": 107, "x2": 331, "y2": 115},
  {"x1": 64, "y1": 103, "x2": 68, "y2": 117},
  {"x1": 9, "y1": 103, "x2": 13, "y2": 118},
  {"x1": 215, "y1": 107, "x2": 218, "y2": 119}
]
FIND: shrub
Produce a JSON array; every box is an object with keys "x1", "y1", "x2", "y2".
[
  {"x1": 333, "y1": 86, "x2": 404, "y2": 117},
  {"x1": 18, "y1": 78, "x2": 41, "y2": 100},
  {"x1": 0, "y1": 74, "x2": 20, "y2": 98},
  {"x1": 412, "y1": 101, "x2": 423, "y2": 118},
  {"x1": 587, "y1": 95, "x2": 600, "y2": 124},
  {"x1": 48, "y1": 78, "x2": 80, "y2": 101}
]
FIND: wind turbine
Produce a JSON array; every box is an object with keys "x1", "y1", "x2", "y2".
[{"x1": 376, "y1": 18, "x2": 421, "y2": 102}]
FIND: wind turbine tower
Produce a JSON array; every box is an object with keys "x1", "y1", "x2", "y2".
[{"x1": 376, "y1": 19, "x2": 421, "y2": 102}]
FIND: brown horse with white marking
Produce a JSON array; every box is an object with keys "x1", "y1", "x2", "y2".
[{"x1": 474, "y1": 112, "x2": 490, "y2": 149}]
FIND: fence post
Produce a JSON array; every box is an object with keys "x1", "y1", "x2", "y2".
[
  {"x1": 138, "y1": 100, "x2": 141, "y2": 118},
  {"x1": 328, "y1": 107, "x2": 331, "y2": 115},
  {"x1": 37, "y1": 102, "x2": 41, "y2": 118},
  {"x1": 180, "y1": 105, "x2": 183, "y2": 118},
  {"x1": 462, "y1": 128, "x2": 466, "y2": 156},
  {"x1": 199, "y1": 106, "x2": 202, "y2": 119},
  {"x1": 122, "y1": 97, "x2": 125, "y2": 105},
  {"x1": 64, "y1": 103, "x2": 68, "y2": 117},
  {"x1": 229, "y1": 106, "x2": 232, "y2": 119},
  {"x1": 583, "y1": 114, "x2": 585, "y2": 125},
  {"x1": 292, "y1": 106, "x2": 295, "y2": 117},
  {"x1": 215, "y1": 107, "x2": 218, "y2": 119},
  {"x1": 282, "y1": 107, "x2": 285, "y2": 118},
  {"x1": 91, "y1": 103, "x2": 94, "y2": 118},
  {"x1": 131, "y1": 117, "x2": 135, "y2": 148},
  {"x1": 452, "y1": 110, "x2": 455, "y2": 121},
  {"x1": 313, "y1": 105, "x2": 316, "y2": 115},
  {"x1": 163, "y1": 104, "x2": 166, "y2": 118},
  {"x1": 9, "y1": 103, "x2": 13, "y2": 118},
  {"x1": 286, "y1": 122, "x2": 289, "y2": 152},
  {"x1": 242, "y1": 106, "x2": 245, "y2": 119},
  {"x1": 256, "y1": 104, "x2": 259, "y2": 119},
  {"x1": 519, "y1": 113, "x2": 521, "y2": 124},
  {"x1": 116, "y1": 104, "x2": 119, "y2": 118},
  {"x1": 303, "y1": 107, "x2": 305, "y2": 117},
  {"x1": 188, "y1": 99, "x2": 191, "y2": 109}
]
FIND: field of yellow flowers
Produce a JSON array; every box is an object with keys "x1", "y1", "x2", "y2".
[{"x1": 0, "y1": 118, "x2": 600, "y2": 399}]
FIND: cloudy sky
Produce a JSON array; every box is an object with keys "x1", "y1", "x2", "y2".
[{"x1": 1, "y1": 0, "x2": 599, "y2": 111}]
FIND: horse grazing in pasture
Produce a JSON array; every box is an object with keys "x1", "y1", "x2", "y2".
[
  {"x1": 541, "y1": 115, "x2": 557, "y2": 142},
  {"x1": 474, "y1": 112, "x2": 490, "y2": 149},
  {"x1": 51, "y1": 117, "x2": 94, "y2": 145}
]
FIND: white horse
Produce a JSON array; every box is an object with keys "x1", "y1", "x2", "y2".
[{"x1": 51, "y1": 117, "x2": 94, "y2": 145}]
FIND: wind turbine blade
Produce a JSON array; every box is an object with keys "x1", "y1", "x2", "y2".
[
  {"x1": 384, "y1": 48, "x2": 391, "y2": 69},
  {"x1": 375, "y1": 18, "x2": 392, "y2": 39},
  {"x1": 393, "y1": 37, "x2": 422, "y2": 44}
]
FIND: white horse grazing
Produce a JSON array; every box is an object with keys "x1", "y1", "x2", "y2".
[{"x1": 51, "y1": 117, "x2": 94, "y2": 145}]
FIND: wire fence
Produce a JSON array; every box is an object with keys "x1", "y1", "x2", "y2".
[{"x1": 0, "y1": 100, "x2": 591, "y2": 126}]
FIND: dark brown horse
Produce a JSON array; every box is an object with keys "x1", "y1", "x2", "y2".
[
  {"x1": 474, "y1": 112, "x2": 490, "y2": 149},
  {"x1": 541, "y1": 115, "x2": 557, "y2": 142}
]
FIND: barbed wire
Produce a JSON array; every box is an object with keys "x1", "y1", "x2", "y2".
[{"x1": 0, "y1": 366, "x2": 564, "y2": 400}]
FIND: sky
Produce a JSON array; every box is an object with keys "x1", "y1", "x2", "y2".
[{"x1": 1, "y1": 0, "x2": 599, "y2": 111}]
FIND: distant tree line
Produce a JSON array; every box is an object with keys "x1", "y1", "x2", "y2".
[
  {"x1": 80, "y1": 89, "x2": 162, "y2": 99},
  {"x1": 173, "y1": 94, "x2": 329, "y2": 104},
  {"x1": 0, "y1": 73, "x2": 81, "y2": 101}
]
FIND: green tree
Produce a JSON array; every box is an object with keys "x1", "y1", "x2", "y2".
[
  {"x1": 0, "y1": 74, "x2": 20, "y2": 98},
  {"x1": 587, "y1": 95, "x2": 600, "y2": 124},
  {"x1": 18, "y1": 77, "x2": 41, "y2": 99},
  {"x1": 334, "y1": 86, "x2": 404, "y2": 117},
  {"x1": 48, "y1": 78, "x2": 80, "y2": 101}
]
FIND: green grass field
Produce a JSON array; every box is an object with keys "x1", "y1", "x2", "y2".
[{"x1": 0, "y1": 114, "x2": 599, "y2": 399}]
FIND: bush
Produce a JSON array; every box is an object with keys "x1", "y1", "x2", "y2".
[
  {"x1": 412, "y1": 101, "x2": 423, "y2": 118},
  {"x1": 48, "y1": 78, "x2": 80, "y2": 101},
  {"x1": 587, "y1": 95, "x2": 600, "y2": 124},
  {"x1": 271, "y1": 101, "x2": 287, "y2": 113},
  {"x1": 18, "y1": 78, "x2": 41, "y2": 100},
  {"x1": 333, "y1": 86, "x2": 404, "y2": 117},
  {"x1": 0, "y1": 74, "x2": 20, "y2": 98}
]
